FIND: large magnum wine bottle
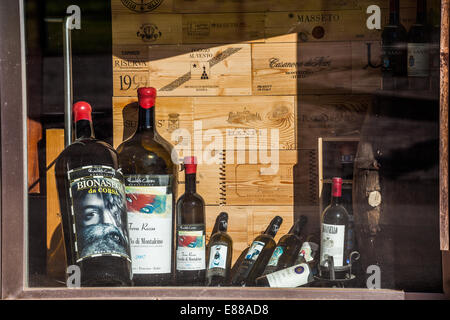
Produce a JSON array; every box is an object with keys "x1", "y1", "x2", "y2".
[
  {"x1": 55, "y1": 102, "x2": 132, "y2": 286},
  {"x1": 407, "y1": 0, "x2": 430, "y2": 90},
  {"x1": 382, "y1": 0, "x2": 407, "y2": 90},
  {"x1": 205, "y1": 212, "x2": 233, "y2": 286},
  {"x1": 260, "y1": 215, "x2": 307, "y2": 277},
  {"x1": 231, "y1": 216, "x2": 283, "y2": 286},
  {"x1": 117, "y1": 87, "x2": 177, "y2": 286},
  {"x1": 319, "y1": 177, "x2": 350, "y2": 279},
  {"x1": 176, "y1": 156, "x2": 206, "y2": 286}
]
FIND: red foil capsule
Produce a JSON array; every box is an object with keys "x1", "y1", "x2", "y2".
[{"x1": 73, "y1": 101, "x2": 92, "y2": 122}]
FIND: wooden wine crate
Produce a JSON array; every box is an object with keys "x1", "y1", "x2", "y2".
[
  {"x1": 264, "y1": 9, "x2": 382, "y2": 43},
  {"x1": 112, "y1": 13, "x2": 182, "y2": 46},
  {"x1": 351, "y1": 41, "x2": 382, "y2": 94},
  {"x1": 252, "y1": 42, "x2": 352, "y2": 96},
  {"x1": 113, "y1": 70, "x2": 150, "y2": 97},
  {"x1": 192, "y1": 95, "x2": 296, "y2": 150},
  {"x1": 298, "y1": 95, "x2": 370, "y2": 150},
  {"x1": 182, "y1": 13, "x2": 265, "y2": 44},
  {"x1": 293, "y1": 149, "x2": 319, "y2": 207},
  {"x1": 111, "y1": 0, "x2": 175, "y2": 14},
  {"x1": 148, "y1": 43, "x2": 252, "y2": 96},
  {"x1": 205, "y1": 205, "x2": 294, "y2": 265},
  {"x1": 267, "y1": 0, "x2": 417, "y2": 12},
  {"x1": 112, "y1": 96, "x2": 194, "y2": 149},
  {"x1": 113, "y1": 45, "x2": 149, "y2": 72},
  {"x1": 224, "y1": 151, "x2": 296, "y2": 206},
  {"x1": 174, "y1": 0, "x2": 270, "y2": 13}
]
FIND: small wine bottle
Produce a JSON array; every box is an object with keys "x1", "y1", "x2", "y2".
[
  {"x1": 117, "y1": 87, "x2": 177, "y2": 286},
  {"x1": 319, "y1": 177, "x2": 350, "y2": 279},
  {"x1": 176, "y1": 156, "x2": 206, "y2": 286},
  {"x1": 381, "y1": 0, "x2": 408, "y2": 90},
  {"x1": 407, "y1": 0, "x2": 430, "y2": 90},
  {"x1": 55, "y1": 101, "x2": 132, "y2": 286},
  {"x1": 231, "y1": 216, "x2": 283, "y2": 286},
  {"x1": 261, "y1": 215, "x2": 307, "y2": 277},
  {"x1": 255, "y1": 262, "x2": 316, "y2": 288},
  {"x1": 205, "y1": 212, "x2": 233, "y2": 286}
]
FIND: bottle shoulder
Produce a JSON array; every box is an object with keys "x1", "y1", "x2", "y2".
[
  {"x1": 210, "y1": 232, "x2": 232, "y2": 245},
  {"x1": 322, "y1": 204, "x2": 349, "y2": 225}
]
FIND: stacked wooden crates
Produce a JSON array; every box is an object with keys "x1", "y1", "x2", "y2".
[{"x1": 110, "y1": 0, "x2": 422, "y2": 264}]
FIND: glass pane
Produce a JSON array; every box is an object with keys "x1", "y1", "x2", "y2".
[{"x1": 25, "y1": 0, "x2": 443, "y2": 294}]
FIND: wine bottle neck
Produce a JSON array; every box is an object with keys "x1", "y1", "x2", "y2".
[
  {"x1": 185, "y1": 173, "x2": 197, "y2": 193},
  {"x1": 75, "y1": 120, "x2": 94, "y2": 139},
  {"x1": 218, "y1": 219, "x2": 228, "y2": 233},
  {"x1": 136, "y1": 105, "x2": 155, "y2": 134},
  {"x1": 416, "y1": 0, "x2": 427, "y2": 24},
  {"x1": 330, "y1": 195, "x2": 342, "y2": 206},
  {"x1": 389, "y1": 0, "x2": 400, "y2": 25},
  {"x1": 264, "y1": 218, "x2": 282, "y2": 237}
]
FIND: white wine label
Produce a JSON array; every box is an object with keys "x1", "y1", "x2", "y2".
[
  {"x1": 298, "y1": 241, "x2": 319, "y2": 263},
  {"x1": 67, "y1": 165, "x2": 131, "y2": 263},
  {"x1": 245, "y1": 241, "x2": 265, "y2": 261},
  {"x1": 176, "y1": 224, "x2": 206, "y2": 271},
  {"x1": 407, "y1": 43, "x2": 430, "y2": 77},
  {"x1": 320, "y1": 223, "x2": 346, "y2": 267},
  {"x1": 125, "y1": 174, "x2": 173, "y2": 274},
  {"x1": 267, "y1": 246, "x2": 285, "y2": 267},
  {"x1": 266, "y1": 263, "x2": 311, "y2": 288},
  {"x1": 208, "y1": 244, "x2": 228, "y2": 270}
]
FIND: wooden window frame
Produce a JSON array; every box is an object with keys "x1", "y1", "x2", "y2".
[{"x1": 1, "y1": 0, "x2": 448, "y2": 299}]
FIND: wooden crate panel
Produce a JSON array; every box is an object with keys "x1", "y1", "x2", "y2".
[
  {"x1": 249, "y1": 207, "x2": 294, "y2": 244},
  {"x1": 113, "y1": 45, "x2": 149, "y2": 72},
  {"x1": 351, "y1": 41, "x2": 382, "y2": 94},
  {"x1": 113, "y1": 70, "x2": 150, "y2": 96},
  {"x1": 224, "y1": 156, "x2": 295, "y2": 206},
  {"x1": 298, "y1": 95, "x2": 370, "y2": 149},
  {"x1": 252, "y1": 42, "x2": 352, "y2": 95},
  {"x1": 268, "y1": 0, "x2": 416, "y2": 12},
  {"x1": 174, "y1": 0, "x2": 269, "y2": 13},
  {"x1": 148, "y1": 43, "x2": 252, "y2": 96},
  {"x1": 265, "y1": 9, "x2": 382, "y2": 43},
  {"x1": 112, "y1": 96, "x2": 194, "y2": 148},
  {"x1": 111, "y1": 0, "x2": 175, "y2": 14},
  {"x1": 112, "y1": 13, "x2": 182, "y2": 46},
  {"x1": 192, "y1": 96, "x2": 296, "y2": 151},
  {"x1": 293, "y1": 149, "x2": 319, "y2": 207},
  {"x1": 182, "y1": 13, "x2": 265, "y2": 44}
]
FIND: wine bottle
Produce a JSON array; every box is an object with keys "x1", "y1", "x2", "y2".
[
  {"x1": 231, "y1": 216, "x2": 283, "y2": 286},
  {"x1": 205, "y1": 212, "x2": 233, "y2": 286},
  {"x1": 381, "y1": 0, "x2": 408, "y2": 90},
  {"x1": 295, "y1": 240, "x2": 319, "y2": 265},
  {"x1": 319, "y1": 177, "x2": 350, "y2": 279},
  {"x1": 260, "y1": 215, "x2": 307, "y2": 277},
  {"x1": 255, "y1": 262, "x2": 316, "y2": 288},
  {"x1": 230, "y1": 246, "x2": 249, "y2": 282},
  {"x1": 117, "y1": 87, "x2": 177, "y2": 286},
  {"x1": 55, "y1": 101, "x2": 132, "y2": 286},
  {"x1": 175, "y1": 156, "x2": 206, "y2": 286},
  {"x1": 407, "y1": 0, "x2": 430, "y2": 90}
]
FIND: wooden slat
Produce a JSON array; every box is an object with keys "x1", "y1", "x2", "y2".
[
  {"x1": 192, "y1": 95, "x2": 296, "y2": 151},
  {"x1": 112, "y1": 13, "x2": 182, "y2": 46},
  {"x1": 113, "y1": 45, "x2": 149, "y2": 72},
  {"x1": 298, "y1": 95, "x2": 370, "y2": 149},
  {"x1": 252, "y1": 42, "x2": 352, "y2": 95},
  {"x1": 440, "y1": 0, "x2": 449, "y2": 251},
  {"x1": 148, "y1": 43, "x2": 252, "y2": 96},
  {"x1": 174, "y1": 0, "x2": 269, "y2": 13},
  {"x1": 351, "y1": 41, "x2": 382, "y2": 94},
  {"x1": 45, "y1": 129, "x2": 66, "y2": 281},
  {"x1": 182, "y1": 13, "x2": 265, "y2": 44},
  {"x1": 113, "y1": 70, "x2": 150, "y2": 97},
  {"x1": 111, "y1": 0, "x2": 175, "y2": 14},
  {"x1": 27, "y1": 118, "x2": 42, "y2": 193}
]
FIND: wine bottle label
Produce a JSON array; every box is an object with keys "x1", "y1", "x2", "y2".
[
  {"x1": 124, "y1": 174, "x2": 173, "y2": 275},
  {"x1": 67, "y1": 165, "x2": 131, "y2": 263},
  {"x1": 176, "y1": 224, "x2": 206, "y2": 271},
  {"x1": 207, "y1": 243, "x2": 228, "y2": 277},
  {"x1": 382, "y1": 43, "x2": 406, "y2": 74},
  {"x1": 245, "y1": 241, "x2": 265, "y2": 261},
  {"x1": 266, "y1": 245, "x2": 285, "y2": 267},
  {"x1": 266, "y1": 263, "x2": 311, "y2": 288},
  {"x1": 297, "y1": 241, "x2": 319, "y2": 263},
  {"x1": 407, "y1": 43, "x2": 430, "y2": 77},
  {"x1": 320, "y1": 223, "x2": 346, "y2": 267}
]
